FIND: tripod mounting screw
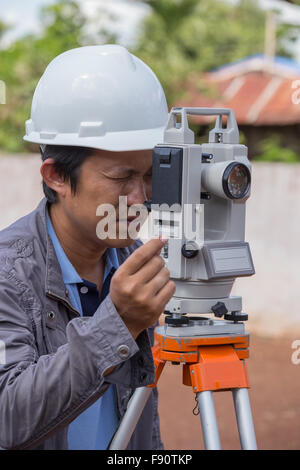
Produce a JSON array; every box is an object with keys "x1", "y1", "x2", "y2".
[{"x1": 211, "y1": 301, "x2": 228, "y2": 318}]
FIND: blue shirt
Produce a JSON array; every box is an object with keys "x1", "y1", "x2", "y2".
[{"x1": 46, "y1": 210, "x2": 120, "y2": 449}]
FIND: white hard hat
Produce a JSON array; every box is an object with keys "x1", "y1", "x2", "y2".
[{"x1": 24, "y1": 45, "x2": 168, "y2": 151}]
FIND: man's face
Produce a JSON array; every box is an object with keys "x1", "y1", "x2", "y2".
[{"x1": 60, "y1": 149, "x2": 152, "y2": 248}]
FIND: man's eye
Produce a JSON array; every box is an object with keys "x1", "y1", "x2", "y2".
[{"x1": 108, "y1": 175, "x2": 131, "y2": 181}]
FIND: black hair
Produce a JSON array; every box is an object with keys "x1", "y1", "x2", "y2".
[{"x1": 40, "y1": 145, "x2": 94, "y2": 203}]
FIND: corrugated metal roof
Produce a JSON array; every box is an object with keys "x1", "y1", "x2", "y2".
[{"x1": 176, "y1": 56, "x2": 300, "y2": 126}]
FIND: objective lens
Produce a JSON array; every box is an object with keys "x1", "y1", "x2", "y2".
[{"x1": 222, "y1": 162, "x2": 251, "y2": 199}]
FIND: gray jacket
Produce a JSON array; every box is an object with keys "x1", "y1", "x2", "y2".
[{"x1": 0, "y1": 198, "x2": 163, "y2": 450}]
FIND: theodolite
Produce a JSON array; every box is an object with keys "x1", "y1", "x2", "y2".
[
  {"x1": 109, "y1": 108, "x2": 257, "y2": 451},
  {"x1": 151, "y1": 107, "x2": 255, "y2": 334}
]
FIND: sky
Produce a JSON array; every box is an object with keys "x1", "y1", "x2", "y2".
[
  {"x1": 0, "y1": 0, "x2": 150, "y2": 47},
  {"x1": 0, "y1": 0, "x2": 300, "y2": 60},
  {"x1": 0, "y1": 0, "x2": 57, "y2": 43}
]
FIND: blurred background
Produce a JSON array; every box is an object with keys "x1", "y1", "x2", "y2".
[{"x1": 0, "y1": 0, "x2": 299, "y2": 450}]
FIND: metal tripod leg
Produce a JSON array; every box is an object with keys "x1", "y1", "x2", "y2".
[
  {"x1": 196, "y1": 391, "x2": 221, "y2": 450},
  {"x1": 109, "y1": 386, "x2": 152, "y2": 450},
  {"x1": 197, "y1": 389, "x2": 257, "y2": 450},
  {"x1": 232, "y1": 388, "x2": 257, "y2": 450}
]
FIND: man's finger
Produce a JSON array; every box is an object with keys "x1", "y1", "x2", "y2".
[
  {"x1": 147, "y1": 267, "x2": 170, "y2": 296},
  {"x1": 154, "y1": 280, "x2": 176, "y2": 310},
  {"x1": 122, "y1": 238, "x2": 168, "y2": 275},
  {"x1": 136, "y1": 255, "x2": 165, "y2": 283}
]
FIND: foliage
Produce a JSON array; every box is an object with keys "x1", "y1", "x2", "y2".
[
  {"x1": 255, "y1": 136, "x2": 300, "y2": 163},
  {"x1": 0, "y1": 1, "x2": 115, "y2": 152},
  {"x1": 132, "y1": 0, "x2": 299, "y2": 104},
  {"x1": 283, "y1": 0, "x2": 300, "y2": 5},
  {"x1": 0, "y1": 0, "x2": 300, "y2": 152},
  {"x1": 0, "y1": 21, "x2": 10, "y2": 43}
]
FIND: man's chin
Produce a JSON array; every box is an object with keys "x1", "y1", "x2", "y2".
[
  {"x1": 110, "y1": 237, "x2": 140, "y2": 248},
  {"x1": 96, "y1": 233, "x2": 141, "y2": 249},
  {"x1": 95, "y1": 221, "x2": 144, "y2": 248}
]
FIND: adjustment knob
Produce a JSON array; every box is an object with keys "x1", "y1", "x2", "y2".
[
  {"x1": 224, "y1": 311, "x2": 248, "y2": 323},
  {"x1": 181, "y1": 241, "x2": 199, "y2": 259},
  {"x1": 211, "y1": 301, "x2": 228, "y2": 318},
  {"x1": 165, "y1": 315, "x2": 189, "y2": 327}
]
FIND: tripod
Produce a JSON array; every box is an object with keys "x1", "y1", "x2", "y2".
[{"x1": 109, "y1": 316, "x2": 257, "y2": 450}]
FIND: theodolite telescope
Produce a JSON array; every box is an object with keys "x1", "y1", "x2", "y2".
[{"x1": 151, "y1": 107, "x2": 255, "y2": 330}]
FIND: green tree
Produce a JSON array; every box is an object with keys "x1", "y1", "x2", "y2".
[
  {"x1": 283, "y1": 1, "x2": 300, "y2": 5},
  {"x1": 0, "y1": 0, "x2": 115, "y2": 152},
  {"x1": 256, "y1": 136, "x2": 299, "y2": 163},
  {"x1": 132, "y1": 0, "x2": 299, "y2": 104},
  {"x1": 0, "y1": 21, "x2": 10, "y2": 42}
]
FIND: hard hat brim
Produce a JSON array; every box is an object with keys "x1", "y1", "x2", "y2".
[{"x1": 23, "y1": 126, "x2": 166, "y2": 152}]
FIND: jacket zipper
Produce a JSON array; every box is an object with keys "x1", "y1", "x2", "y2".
[{"x1": 46, "y1": 290, "x2": 81, "y2": 317}]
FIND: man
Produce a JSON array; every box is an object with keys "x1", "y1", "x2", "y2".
[{"x1": 0, "y1": 45, "x2": 175, "y2": 450}]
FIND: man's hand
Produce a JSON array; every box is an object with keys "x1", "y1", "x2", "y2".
[{"x1": 110, "y1": 238, "x2": 176, "y2": 340}]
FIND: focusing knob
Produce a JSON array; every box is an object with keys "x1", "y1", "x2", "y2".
[{"x1": 181, "y1": 242, "x2": 199, "y2": 259}]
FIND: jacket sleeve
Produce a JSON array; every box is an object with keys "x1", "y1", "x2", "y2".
[
  {"x1": 151, "y1": 386, "x2": 164, "y2": 450},
  {"x1": 0, "y1": 276, "x2": 155, "y2": 450}
]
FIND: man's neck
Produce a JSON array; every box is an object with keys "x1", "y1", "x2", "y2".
[{"x1": 49, "y1": 203, "x2": 107, "y2": 284}]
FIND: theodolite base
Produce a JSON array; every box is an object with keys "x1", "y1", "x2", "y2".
[
  {"x1": 166, "y1": 294, "x2": 242, "y2": 314},
  {"x1": 159, "y1": 319, "x2": 246, "y2": 337}
]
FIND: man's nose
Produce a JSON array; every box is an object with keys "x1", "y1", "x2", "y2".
[{"x1": 126, "y1": 178, "x2": 148, "y2": 206}]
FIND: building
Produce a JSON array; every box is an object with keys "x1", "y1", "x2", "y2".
[{"x1": 176, "y1": 54, "x2": 300, "y2": 158}]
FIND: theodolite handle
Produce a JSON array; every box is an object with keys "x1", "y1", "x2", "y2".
[{"x1": 164, "y1": 107, "x2": 240, "y2": 145}]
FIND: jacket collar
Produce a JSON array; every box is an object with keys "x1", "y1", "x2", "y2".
[{"x1": 35, "y1": 199, "x2": 74, "y2": 304}]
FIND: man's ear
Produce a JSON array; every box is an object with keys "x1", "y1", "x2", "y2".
[{"x1": 40, "y1": 158, "x2": 68, "y2": 198}]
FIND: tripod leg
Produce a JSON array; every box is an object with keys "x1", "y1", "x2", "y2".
[
  {"x1": 196, "y1": 391, "x2": 222, "y2": 450},
  {"x1": 109, "y1": 387, "x2": 152, "y2": 450},
  {"x1": 232, "y1": 388, "x2": 257, "y2": 450}
]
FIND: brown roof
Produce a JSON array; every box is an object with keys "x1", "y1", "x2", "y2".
[{"x1": 176, "y1": 56, "x2": 300, "y2": 126}]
